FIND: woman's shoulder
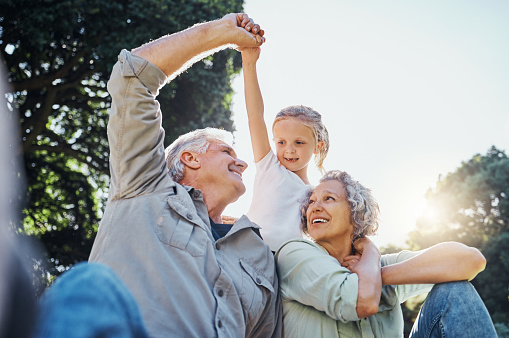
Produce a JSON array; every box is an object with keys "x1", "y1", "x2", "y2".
[
  {"x1": 275, "y1": 238, "x2": 326, "y2": 260},
  {"x1": 278, "y1": 238, "x2": 318, "y2": 249}
]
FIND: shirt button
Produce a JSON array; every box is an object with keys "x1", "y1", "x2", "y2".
[
  {"x1": 193, "y1": 191, "x2": 201, "y2": 198},
  {"x1": 186, "y1": 213, "x2": 193, "y2": 220},
  {"x1": 256, "y1": 277, "x2": 261, "y2": 284},
  {"x1": 215, "y1": 243, "x2": 220, "y2": 250},
  {"x1": 217, "y1": 320, "x2": 222, "y2": 328},
  {"x1": 218, "y1": 289, "x2": 224, "y2": 297}
]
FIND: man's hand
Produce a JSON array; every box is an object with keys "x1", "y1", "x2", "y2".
[
  {"x1": 222, "y1": 13, "x2": 266, "y2": 48},
  {"x1": 236, "y1": 13, "x2": 265, "y2": 40}
]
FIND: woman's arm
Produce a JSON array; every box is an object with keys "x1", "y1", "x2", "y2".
[
  {"x1": 342, "y1": 238, "x2": 382, "y2": 318},
  {"x1": 382, "y1": 242, "x2": 486, "y2": 285},
  {"x1": 240, "y1": 47, "x2": 271, "y2": 162}
]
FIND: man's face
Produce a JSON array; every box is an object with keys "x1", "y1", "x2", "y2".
[{"x1": 198, "y1": 141, "x2": 248, "y2": 202}]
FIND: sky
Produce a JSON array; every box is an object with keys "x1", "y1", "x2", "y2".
[{"x1": 224, "y1": 0, "x2": 509, "y2": 247}]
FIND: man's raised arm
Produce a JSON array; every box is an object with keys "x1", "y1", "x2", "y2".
[{"x1": 132, "y1": 13, "x2": 265, "y2": 79}]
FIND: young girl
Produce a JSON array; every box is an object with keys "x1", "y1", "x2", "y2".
[{"x1": 241, "y1": 47, "x2": 330, "y2": 251}]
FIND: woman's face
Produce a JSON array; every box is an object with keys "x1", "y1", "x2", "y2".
[{"x1": 306, "y1": 180, "x2": 354, "y2": 246}]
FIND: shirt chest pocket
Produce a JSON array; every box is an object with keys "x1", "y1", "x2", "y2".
[
  {"x1": 239, "y1": 259, "x2": 275, "y2": 325},
  {"x1": 155, "y1": 200, "x2": 207, "y2": 257}
]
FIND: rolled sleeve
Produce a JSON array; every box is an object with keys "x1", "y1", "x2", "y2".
[
  {"x1": 106, "y1": 50, "x2": 171, "y2": 200},
  {"x1": 276, "y1": 240, "x2": 360, "y2": 323}
]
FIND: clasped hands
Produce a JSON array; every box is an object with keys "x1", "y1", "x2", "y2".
[
  {"x1": 222, "y1": 13, "x2": 266, "y2": 48},
  {"x1": 342, "y1": 237, "x2": 381, "y2": 273}
]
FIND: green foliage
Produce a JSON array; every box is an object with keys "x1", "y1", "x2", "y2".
[
  {"x1": 475, "y1": 232, "x2": 509, "y2": 323},
  {"x1": 408, "y1": 146, "x2": 508, "y2": 249},
  {"x1": 407, "y1": 146, "x2": 509, "y2": 324},
  {"x1": 401, "y1": 293, "x2": 427, "y2": 337},
  {"x1": 495, "y1": 322, "x2": 509, "y2": 338},
  {"x1": 379, "y1": 243, "x2": 405, "y2": 255},
  {"x1": 1, "y1": 0, "x2": 244, "y2": 276}
]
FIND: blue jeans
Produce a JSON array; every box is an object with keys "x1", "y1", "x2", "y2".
[
  {"x1": 34, "y1": 262, "x2": 148, "y2": 338},
  {"x1": 410, "y1": 281, "x2": 497, "y2": 338}
]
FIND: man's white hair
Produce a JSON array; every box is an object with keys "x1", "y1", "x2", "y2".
[{"x1": 164, "y1": 127, "x2": 234, "y2": 182}]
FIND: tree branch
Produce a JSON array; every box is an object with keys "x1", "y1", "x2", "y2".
[
  {"x1": 12, "y1": 48, "x2": 89, "y2": 92},
  {"x1": 22, "y1": 87, "x2": 58, "y2": 151},
  {"x1": 31, "y1": 143, "x2": 109, "y2": 174}
]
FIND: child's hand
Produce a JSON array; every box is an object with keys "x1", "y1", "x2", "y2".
[{"x1": 240, "y1": 47, "x2": 261, "y2": 66}]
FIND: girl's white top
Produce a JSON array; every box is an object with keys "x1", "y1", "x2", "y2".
[{"x1": 246, "y1": 151, "x2": 310, "y2": 251}]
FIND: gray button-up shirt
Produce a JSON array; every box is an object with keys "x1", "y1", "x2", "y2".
[{"x1": 89, "y1": 50, "x2": 282, "y2": 338}]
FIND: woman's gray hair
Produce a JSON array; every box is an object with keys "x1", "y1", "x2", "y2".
[
  {"x1": 164, "y1": 127, "x2": 234, "y2": 182},
  {"x1": 273, "y1": 105, "x2": 329, "y2": 174},
  {"x1": 301, "y1": 170, "x2": 380, "y2": 243}
]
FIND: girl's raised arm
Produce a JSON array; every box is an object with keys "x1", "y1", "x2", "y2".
[{"x1": 241, "y1": 47, "x2": 271, "y2": 162}]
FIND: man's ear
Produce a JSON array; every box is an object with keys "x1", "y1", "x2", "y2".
[{"x1": 180, "y1": 151, "x2": 201, "y2": 169}]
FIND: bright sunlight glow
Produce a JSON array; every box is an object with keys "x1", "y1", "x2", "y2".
[{"x1": 224, "y1": 0, "x2": 509, "y2": 247}]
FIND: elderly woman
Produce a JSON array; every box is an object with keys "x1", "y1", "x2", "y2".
[{"x1": 275, "y1": 170, "x2": 497, "y2": 338}]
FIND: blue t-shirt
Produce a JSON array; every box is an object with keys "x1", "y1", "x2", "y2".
[{"x1": 209, "y1": 218, "x2": 233, "y2": 240}]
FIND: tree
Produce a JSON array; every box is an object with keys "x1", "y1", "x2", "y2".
[
  {"x1": 407, "y1": 146, "x2": 509, "y2": 323},
  {"x1": 0, "y1": 0, "x2": 244, "y2": 277},
  {"x1": 475, "y1": 232, "x2": 509, "y2": 323}
]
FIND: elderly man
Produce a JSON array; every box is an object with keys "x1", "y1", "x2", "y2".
[{"x1": 88, "y1": 13, "x2": 281, "y2": 338}]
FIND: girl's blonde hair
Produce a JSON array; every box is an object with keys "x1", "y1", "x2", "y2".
[{"x1": 272, "y1": 105, "x2": 329, "y2": 174}]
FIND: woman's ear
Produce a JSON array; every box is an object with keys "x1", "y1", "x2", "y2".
[
  {"x1": 314, "y1": 141, "x2": 325, "y2": 155},
  {"x1": 180, "y1": 151, "x2": 201, "y2": 169}
]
